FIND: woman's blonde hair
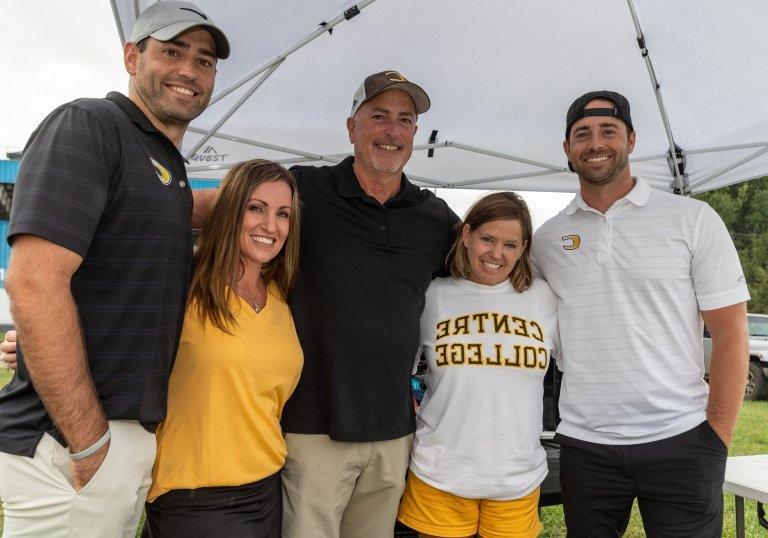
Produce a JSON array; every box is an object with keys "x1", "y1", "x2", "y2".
[
  {"x1": 447, "y1": 191, "x2": 534, "y2": 292},
  {"x1": 188, "y1": 159, "x2": 301, "y2": 333}
]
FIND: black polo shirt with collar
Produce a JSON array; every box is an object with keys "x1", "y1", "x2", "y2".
[
  {"x1": 0, "y1": 92, "x2": 192, "y2": 457},
  {"x1": 282, "y1": 156, "x2": 459, "y2": 442}
]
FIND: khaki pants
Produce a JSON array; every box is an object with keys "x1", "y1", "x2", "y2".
[
  {"x1": 0, "y1": 420, "x2": 156, "y2": 538},
  {"x1": 281, "y1": 433, "x2": 412, "y2": 538}
]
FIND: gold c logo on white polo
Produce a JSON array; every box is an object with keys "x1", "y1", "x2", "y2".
[
  {"x1": 562, "y1": 235, "x2": 581, "y2": 250},
  {"x1": 150, "y1": 157, "x2": 172, "y2": 186}
]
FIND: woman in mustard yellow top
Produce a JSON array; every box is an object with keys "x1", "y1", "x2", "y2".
[{"x1": 142, "y1": 160, "x2": 303, "y2": 537}]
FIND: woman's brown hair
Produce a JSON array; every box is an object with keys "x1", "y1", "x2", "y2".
[
  {"x1": 188, "y1": 159, "x2": 301, "y2": 333},
  {"x1": 447, "y1": 191, "x2": 534, "y2": 292}
]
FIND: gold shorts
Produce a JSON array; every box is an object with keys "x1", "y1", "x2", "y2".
[{"x1": 397, "y1": 471, "x2": 541, "y2": 538}]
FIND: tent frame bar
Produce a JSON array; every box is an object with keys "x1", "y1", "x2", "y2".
[
  {"x1": 690, "y1": 145, "x2": 768, "y2": 190},
  {"x1": 632, "y1": 141, "x2": 768, "y2": 163},
  {"x1": 187, "y1": 126, "x2": 325, "y2": 161},
  {"x1": 184, "y1": 123, "x2": 768, "y2": 191},
  {"x1": 677, "y1": 141, "x2": 768, "y2": 157},
  {"x1": 185, "y1": 61, "x2": 282, "y2": 159},
  {"x1": 208, "y1": 0, "x2": 379, "y2": 107},
  {"x1": 626, "y1": 0, "x2": 685, "y2": 192},
  {"x1": 109, "y1": 0, "x2": 126, "y2": 44},
  {"x1": 449, "y1": 142, "x2": 565, "y2": 172},
  {"x1": 184, "y1": 132, "x2": 564, "y2": 173},
  {"x1": 452, "y1": 169, "x2": 563, "y2": 188}
]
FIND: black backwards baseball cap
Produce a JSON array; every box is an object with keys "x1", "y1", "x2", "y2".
[
  {"x1": 129, "y1": 1, "x2": 230, "y2": 59},
  {"x1": 350, "y1": 71, "x2": 431, "y2": 116},
  {"x1": 565, "y1": 90, "x2": 633, "y2": 139},
  {"x1": 565, "y1": 90, "x2": 634, "y2": 171}
]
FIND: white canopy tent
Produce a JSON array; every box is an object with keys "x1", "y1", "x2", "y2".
[{"x1": 110, "y1": 0, "x2": 768, "y2": 194}]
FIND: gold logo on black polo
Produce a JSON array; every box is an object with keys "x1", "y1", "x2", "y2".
[
  {"x1": 385, "y1": 71, "x2": 407, "y2": 83},
  {"x1": 562, "y1": 235, "x2": 580, "y2": 250},
  {"x1": 150, "y1": 157, "x2": 172, "y2": 186}
]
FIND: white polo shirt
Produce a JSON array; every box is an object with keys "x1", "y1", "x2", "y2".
[{"x1": 532, "y1": 178, "x2": 749, "y2": 444}]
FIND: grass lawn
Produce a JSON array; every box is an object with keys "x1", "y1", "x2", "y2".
[
  {"x1": 0, "y1": 366, "x2": 765, "y2": 536},
  {"x1": 541, "y1": 400, "x2": 768, "y2": 537},
  {"x1": 0, "y1": 368, "x2": 11, "y2": 389}
]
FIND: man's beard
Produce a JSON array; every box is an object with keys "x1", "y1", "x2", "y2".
[
  {"x1": 572, "y1": 150, "x2": 629, "y2": 185},
  {"x1": 134, "y1": 72, "x2": 210, "y2": 125}
]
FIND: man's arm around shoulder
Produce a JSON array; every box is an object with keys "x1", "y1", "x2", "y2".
[
  {"x1": 5, "y1": 235, "x2": 109, "y2": 490},
  {"x1": 702, "y1": 302, "x2": 748, "y2": 447},
  {"x1": 191, "y1": 188, "x2": 217, "y2": 229}
]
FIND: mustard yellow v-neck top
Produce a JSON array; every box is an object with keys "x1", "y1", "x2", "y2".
[{"x1": 147, "y1": 282, "x2": 303, "y2": 502}]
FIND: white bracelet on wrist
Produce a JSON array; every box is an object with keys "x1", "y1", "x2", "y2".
[{"x1": 69, "y1": 427, "x2": 111, "y2": 460}]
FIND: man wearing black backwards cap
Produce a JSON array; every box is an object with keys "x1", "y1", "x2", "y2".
[
  {"x1": 532, "y1": 91, "x2": 749, "y2": 536},
  {"x1": 278, "y1": 71, "x2": 457, "y2": 537},
  {"x1": 0, "y1": 2, "x2": 229, "y2": 535}
]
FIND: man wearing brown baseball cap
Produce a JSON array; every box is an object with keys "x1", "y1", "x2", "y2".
[
  {"x1": 278, "y1": 70, "x2": 457, "y2": 537},
  {"x1": 350, "y1": 70, "x2": 431, "y2": 116},
  {"x1": 0, "y1": 2, "x2": 228, "y2": 536}
]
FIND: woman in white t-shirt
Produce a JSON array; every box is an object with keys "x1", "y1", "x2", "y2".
[{"x1": 397, "y1": 191, "x2": 558, "y2": 538}]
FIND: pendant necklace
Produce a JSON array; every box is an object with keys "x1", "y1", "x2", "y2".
[{"x1": 238, "y1": 286, "x2": 263, "y2": 313}]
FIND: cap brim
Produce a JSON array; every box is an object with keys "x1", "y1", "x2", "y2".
[
  {"x1": 150, "y1": 21, "x2": 230, "y2": 59},
  {"x1": 356, "y1": 82, "x2": 430, "y2": 116},
  {"x1": 388, "y1": 82, "x2": 430, "y2": 114}
]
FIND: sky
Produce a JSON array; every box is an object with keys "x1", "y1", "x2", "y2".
[{"x1": 0, "y1": 1, "x2": 573, "y2": 227}]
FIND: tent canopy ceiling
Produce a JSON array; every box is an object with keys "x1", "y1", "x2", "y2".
[{"x1": 111, "y1": 0, "x2": 768, "y2": 193}]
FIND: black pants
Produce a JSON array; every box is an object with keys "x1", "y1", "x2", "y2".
[
  {"x1": 557, "y1": 421, "x2": 727, "y2": 538},
  {"x1": 142, "y1": 472, "x2": 282, "y2": 538}
]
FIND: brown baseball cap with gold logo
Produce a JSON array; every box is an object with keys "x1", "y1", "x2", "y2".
[{"x1": 350, "y1": 71, "x2": 431, "y2": 116}]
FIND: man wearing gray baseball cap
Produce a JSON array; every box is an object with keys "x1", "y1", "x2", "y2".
[
  {"x1": 129, "y1": 0, "x2": 230, "y2": 60},
  {"x1": 0, "y1": 2, "x2": 228, "y2": 536}
]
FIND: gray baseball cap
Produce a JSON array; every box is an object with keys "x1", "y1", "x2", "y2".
[
  {"x1": 350, "y1": 71, "x2": 430, "y2": 116},
  {"x1": 129, "y1": 1, "x2": 230, "y2": 59}
]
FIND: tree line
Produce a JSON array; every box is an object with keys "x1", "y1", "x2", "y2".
[{"x1": 695, "y1": 176, "x2": 768, "y2": 314}]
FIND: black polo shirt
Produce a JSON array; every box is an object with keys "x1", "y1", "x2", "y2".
[
  {"x1": 282, "y1": 157, "x2": 459, "y2": 441},
  {"x1": 0, "y1": 92, "x2": 192, "y2": 457}
]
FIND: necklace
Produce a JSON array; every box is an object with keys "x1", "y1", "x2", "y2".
[{"x1": 238, "y1": 286, "x2": 263, "y2": 313}]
